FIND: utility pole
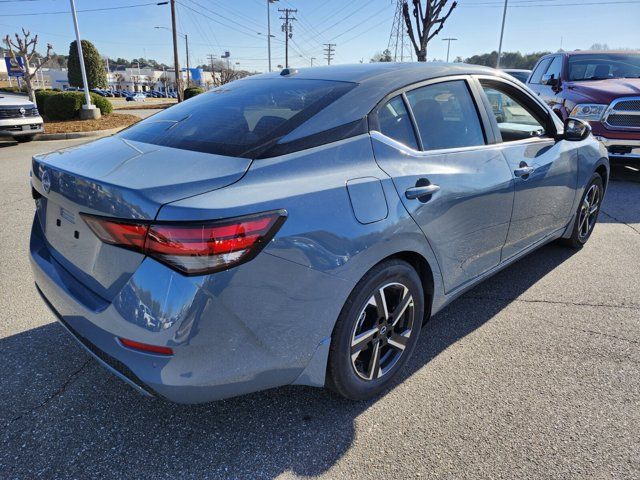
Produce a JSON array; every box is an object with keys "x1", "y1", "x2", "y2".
[
  {"x1": 207, "y1": 53, "x2": 216, "y2": 86},
  {"x1": 69, "y1": 0, "x2": 99, "y2": 119},
  {"x1": 442, "y1": 37, "x2": 457, "y2": 62},
  {"x1": 267, "y1": 0, "x2": 278, "y2": 72},
  {"x1": 496, "y1": 0, "x2": 508, "y2": 68},
  {"x1": 170, "y1": 0, "x2": 183, "y2": 101},
  {"x1": 323, "y1": 43, "x2": 336, "y2": 65},
  {"x1": 279, "y1": 8, "x2": 296, "y2": 68}
]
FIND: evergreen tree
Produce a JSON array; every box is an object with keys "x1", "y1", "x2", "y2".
[{"x1": 67, "y1": 40, "x2": 107, "y2": 89}]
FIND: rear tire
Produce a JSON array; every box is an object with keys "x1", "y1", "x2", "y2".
[
  {"x1": 560, "y1": 173, "x2": 604, "y2": 249},
  {"x1": 327, "y1": 259, "x2": 424, "y2": 401}
]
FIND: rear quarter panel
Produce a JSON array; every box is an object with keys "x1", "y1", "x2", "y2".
[{"x1": 158, "y1": 134, "x2": 444, "y2": 333}]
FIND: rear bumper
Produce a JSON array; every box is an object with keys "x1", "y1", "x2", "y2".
[{"x1": 29, "y1": 216, "x2": 348, "y2": 403}]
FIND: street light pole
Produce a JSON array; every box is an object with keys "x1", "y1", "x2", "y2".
[
  {"x1": 496, "y1": 0, "x2": 508, "y2": 68},
  {"x1": 169, "y1": 0, "x2": 183, "y2": 101},
  {"x1": 69, "y1": 0, "x2": 99, "y2": 119},
  {"x1": 185, "y1": 33, "x2": 190, "y2": 87},
  {"x1": 310, "y1": 57, "x2": 316, "y2": 67},
  {"x1": 267, "y1": 0, "x2": 276, "y2": 72},
  {"x1": 442, "y1": 37, "x2": 457, "y2": 63}
]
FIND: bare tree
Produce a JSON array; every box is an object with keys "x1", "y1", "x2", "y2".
[
  {"x1": 3, "y1": 28, "x2": 53, "y2": 102},
  {"x1": 402, "y1": 0, "x2": 457, "y2": 62}
]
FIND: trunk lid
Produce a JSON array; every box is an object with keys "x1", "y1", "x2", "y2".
[{"x1": 32, "y1": 135, "x2": 252, "y2": 300}]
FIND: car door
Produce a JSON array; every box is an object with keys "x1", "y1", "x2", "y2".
[
  {"x1": 526, "y1": 56, "x2": 553, "y2": 98},
  {"x1": 370, "y1": 77, "x2": 514, "y2": 293},
  {"x1": 532, "y1": 55, "x2": 566, "y2": 117},
  {"x1": 475, "y1": 76, "x2": 578, "y2": 260}
]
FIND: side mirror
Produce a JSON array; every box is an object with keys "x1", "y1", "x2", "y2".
[
  {"x1": 562, "y1": 118, "x2": 592, "y2": 141},
  {"x1": 541, "y1": 74, "x2": 559, "y2": 87}
]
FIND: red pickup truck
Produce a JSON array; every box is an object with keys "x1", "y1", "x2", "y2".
[{"x1": 527, "y1": 51, "x2": 640, "y2": 161}]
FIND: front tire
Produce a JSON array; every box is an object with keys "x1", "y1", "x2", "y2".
[
  {"x1": 561, "y1": 173, "x2": 604, "y2": 249},
  {"x1": 327, "y1": 259, "x2": 424, "y2": 400},
  {"x1": 16, "y1": 135, "x2": 35, "y2": 143}
]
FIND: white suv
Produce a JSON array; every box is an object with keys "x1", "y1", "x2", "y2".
[{"x1": 0, "y1": 93, "x2": 44, "y2": 142}]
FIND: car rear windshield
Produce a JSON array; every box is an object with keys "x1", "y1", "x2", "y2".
[
  {"x1": 119, "y1": 78, "x2": 355, "y2": 158},
  {"x1": 568, "y1": 53, "x2": 640, "y2": 81}
]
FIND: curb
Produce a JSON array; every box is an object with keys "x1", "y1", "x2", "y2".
[{"x1": 35, "y1": 126, "x2": 125, "y2": 141}]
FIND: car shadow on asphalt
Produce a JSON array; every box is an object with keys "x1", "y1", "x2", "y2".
[
  {"x1": 0, "y1": 140, "x2": 19, "y2": 149},
  {"x1": 0, "y1": 243, "x2": 579, "y2": 479}
]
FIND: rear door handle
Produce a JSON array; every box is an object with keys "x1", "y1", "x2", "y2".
[
  {"x1": 405, "y1": 184, "x2": 440, "y2": 200},
  {"x1": 514, "y1": 165, "x2": 535, "y2": 178}
]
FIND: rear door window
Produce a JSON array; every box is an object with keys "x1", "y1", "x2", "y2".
[
  {"x1": 405, "y1": 80, "x2": 485, "y2": 151},
  {"x1": 374, "y1": 95, "x2": 419, "y2": 150},
  {"x1": 120, "y1": 78, "x2": 355, "y2": 158}
]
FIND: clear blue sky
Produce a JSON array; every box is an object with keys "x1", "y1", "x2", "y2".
[{"x1": 1, "y1": 0, "x2": 639, "y2": 71}]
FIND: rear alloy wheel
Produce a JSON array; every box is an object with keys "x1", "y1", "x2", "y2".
[
  {"x1": 561, "y1": 173, "x2": 604, "y2": 248},
  {"x1": 327, "y1": 259, "x2": 424, "y2": 400}
]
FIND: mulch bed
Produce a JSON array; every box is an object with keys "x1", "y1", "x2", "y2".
[
  {"x1": 43, "y1": 113, "x2": 140, "y2": 134},
  {"x1": 113, "y1": 102, "x2": 175, "y2": 110}
]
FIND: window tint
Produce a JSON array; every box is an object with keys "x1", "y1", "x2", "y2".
[
  {"x1": 544, "y1": 56, "x2": 563, "y2": 81},
  {"x1": 568, "y1": 53, "x2": 640, "y2": 81},
  {"x1": 120, "y1": 78, "x2": 355, "y2": 158},
  {"x1": 529, "y1": 57, "x2": 553, "y2": 84},
  {"x1": 375, "y1": 95, "x2": 419, "y2": 150},
  {"x1": 406, "y1": 80, "x2": 485, "y2": 151},
  {"x1": 481, "y1": 84, "x2": 546, "y2": 142}
]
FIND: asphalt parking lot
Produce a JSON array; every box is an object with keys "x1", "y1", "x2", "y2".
[{"x1": 0, "y1": 137, "x2": 639, "y2": 479}]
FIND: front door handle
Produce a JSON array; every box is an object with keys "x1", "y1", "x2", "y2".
[
  {"x1": 514, "y1": 163, "x2": 535, "y2": 178},
  {"x1": 405, "y1": 184, "x2": 440, "y2": 200}
]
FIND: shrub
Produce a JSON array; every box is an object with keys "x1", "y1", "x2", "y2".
[
  {"x1": 0, "y1": 86, "x2": 27, "y2": 94},
  {"x1": 184, "y1": 87, "x2": 204, "y2": 100},
  {"x1": 35, "y1": 89, "x2": 58, "y2": 113},
  {"x1": 43, "y1": 91, "x2": 112, "y2": 120},
  {"x1": 89, "y1": 93, "x2": 113, "y2": 115},
  {"x1": 44, "y1": 92, "x2": 84, "y2": 120}
]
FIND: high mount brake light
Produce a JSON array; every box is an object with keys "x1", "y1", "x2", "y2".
[{"x1": 82, "y1": 210, "x2": 287, "y2": 275}]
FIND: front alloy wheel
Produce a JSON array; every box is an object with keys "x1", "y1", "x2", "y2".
[
  {"x1": 561, "y1": 172, "x2": 604, "y2": 249},
  {"x1": 577, "y1": 183, "x2": 601, "y2": 242},
  {"x1": 327, "y1": 259, "x2": 424, "y2": 400}
]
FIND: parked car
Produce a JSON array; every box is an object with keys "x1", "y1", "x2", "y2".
[
  {"x1": 125, "y1": 93, "x2": 146, "y2": 102},
  {"x1": 0, "y1": 93, "x2": 44, "y2": 142},
  {"x1": 30, "y1": 64, "x2": 608, "y2": 403},
  {"x1": 527, "y1": 50, "x2": 640, "y2": 161},
  {"x1": 501, "y1": 68, "x2": 531, "y2": 83}
]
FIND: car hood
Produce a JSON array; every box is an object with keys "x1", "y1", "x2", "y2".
[
  {"x1": 0, "y1": 94, "x2": 35, "y2": 107},
  {"x1": 566, "y1": 78, "x2": 640, "y2": 103}
]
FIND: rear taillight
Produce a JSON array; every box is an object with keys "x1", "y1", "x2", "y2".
[{"x1": 82, "y1": 210, "x2": 287, "y2": 275}]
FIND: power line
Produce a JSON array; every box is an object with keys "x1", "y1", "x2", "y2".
[
  {"x1": 1, "y1": 1, "x2": 168, "y2": 16},
  {"x1": 461, "y1": 0, "x2": 640, "y2": 6}
]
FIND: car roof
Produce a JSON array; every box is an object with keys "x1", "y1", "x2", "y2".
[
  {"x1": 558, "y1": 50, "x2": 640, "y2": 56},
  {"x1": 254, "y1": 62, "x2": 499, "y2": 90},
  {"x1": 248, "y1": 62, "x2": 507, "y2": 143}
]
